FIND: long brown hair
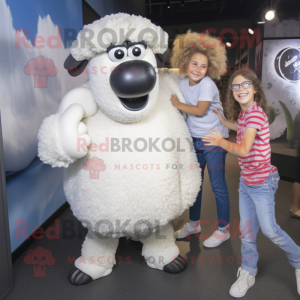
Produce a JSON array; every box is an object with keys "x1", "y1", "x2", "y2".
[{"x1": 224, "y1": 68, "x2": 268, "y2": 122}]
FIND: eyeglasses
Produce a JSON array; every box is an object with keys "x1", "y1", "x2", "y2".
[{"x1": 230, "y1": 81, "x2": 253, "y2": 92}]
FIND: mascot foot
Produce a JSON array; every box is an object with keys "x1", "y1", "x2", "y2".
[
  {"x1": 68, "y1": 267, "x2": 93, "y2": 285},
  {"x1": 68, "y1": 256, "x2": 113, "y2": 285},
  {"x1": 163, "y1": 255, "x2": 186, "y2": 274}
]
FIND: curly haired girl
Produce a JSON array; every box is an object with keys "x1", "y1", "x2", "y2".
[
  {"x1": 170, "y1": 31, "x2": 231, "y2": 248},
  {"x1": 202, "y1": 67, "x2": 300, "y2": 297}
]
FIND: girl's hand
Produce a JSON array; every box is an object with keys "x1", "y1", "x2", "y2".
[
  {"x1": 213, "y1": 109, "x2": 238, "y2": 131},
  {"x1": 213, "y1": 109, "x2": 225, "y2": 125},
  {"x1": 170, "y1": 94, "x2": 180, "y2": 108},
  {"x1": 201, "y1": 128, "x2": 223, "y2": 147}
]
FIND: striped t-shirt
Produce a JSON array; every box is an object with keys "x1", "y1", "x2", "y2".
[{"x1": 237, "y1": 101, "x2": 277, "y2": 186}]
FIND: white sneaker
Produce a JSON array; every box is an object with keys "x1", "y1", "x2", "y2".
[
  {"x1": 229, "y1": 267, "x2": 256, "y2": 298},
  {"x1": 175, "y1": 223, "x2": 201, "y2": 239},
  {"x1": 203, "y1": 229, "x2": 230, "y2": 248},
  {"x1": 296, "y1": 268, "x2": 300, "y2": 295}
]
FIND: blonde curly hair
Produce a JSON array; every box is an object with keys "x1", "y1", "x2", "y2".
[{"x1": 170, "y1": 30, "x2": 227, "y2": 80}]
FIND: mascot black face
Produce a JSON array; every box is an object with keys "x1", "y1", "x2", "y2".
[
  {"x1": 64, "y1": 40, "x2": 169, "y2": 123},
  {"x1": 108, "y1": 41, "x2": 157, "y2": 111},
  {"x1": 109, "y1": 60, "x2": 156, "y2": 111}
]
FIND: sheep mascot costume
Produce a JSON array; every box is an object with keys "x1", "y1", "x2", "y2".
[{"x1": 38, "y1": 13, "x2": 201, "y2": 285}]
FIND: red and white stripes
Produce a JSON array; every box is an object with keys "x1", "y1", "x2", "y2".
[{"x1": 237, "y1": 102, "x2": 277, "y2": 186}]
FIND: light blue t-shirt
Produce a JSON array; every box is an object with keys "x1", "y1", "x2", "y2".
[{"x1": 179, "y1": 76, "x2": 229, "y2": 138}]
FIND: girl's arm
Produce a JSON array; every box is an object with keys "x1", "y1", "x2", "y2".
[
  {"x1": 201, "y1": 127, "x2": 257, "y2": 157},
  {"x1": 170, "y1": 94, "x2": 210, "y2": 116},
  {"x1": 213, "y1": 109, "x2": 238, "y2": 131}
]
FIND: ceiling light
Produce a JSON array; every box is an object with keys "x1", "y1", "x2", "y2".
[
  {"x1": 265, "y1": 10, "x2": 275, "y2": 21},
  {"x1": 257, "y1": 14, "x2": 266, "y2": 24},
  {"x1": 166, "y1": 0, "x2": 170, "y2": 8},
  {"x1": 248, "y1": 28, "x2": 254, "y2": 35},
  {"x1": 222, "y1": 35, "x2": 233, "y2": 48},
  {"x1": 180, "y1": 0, "x2": 184, "y2": 6}
]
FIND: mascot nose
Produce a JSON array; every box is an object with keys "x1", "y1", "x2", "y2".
[{"x1": 110, "y1": 60, "x2": 156, "y2": 98}]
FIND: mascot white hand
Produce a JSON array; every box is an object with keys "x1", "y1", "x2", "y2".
[{"x1": 57, "y1": 104, "x2": 91, "y2": 159}]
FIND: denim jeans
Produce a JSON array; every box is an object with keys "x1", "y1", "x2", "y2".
[
  {"x1": 189, "y1": 137, "x2": 230, "y2": 229},
  {"x1": 239, "y1": 171, "x2": 300, "y2": 275}
]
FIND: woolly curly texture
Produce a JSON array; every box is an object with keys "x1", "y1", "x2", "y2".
[
  {"x1": 224, "y1": 67, "x2": 268, "y2": 122},
  {"x1": 170, "y1": 31, "x2": 227, "y2": 80},
  {"x1": 70, "y1": 13, "x2": 168, "y2": 61},
  {"x1": 37, "y1": 114, "x2": 76, "y2": 168}
]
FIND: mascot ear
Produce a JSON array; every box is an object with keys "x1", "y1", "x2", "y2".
[
  {"x1": 155, "y1": 49, "x2": 169, "y2": 68},
  {"x1": 64, "y1": 54, "x2": 89, "y2": 77}
]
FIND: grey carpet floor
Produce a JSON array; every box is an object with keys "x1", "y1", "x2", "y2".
[{"x1": 7, "y1": 153, "x2": 300, "y2": 300}]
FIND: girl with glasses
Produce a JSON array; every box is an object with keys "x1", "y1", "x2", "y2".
[
  {"x1": 170, "y1": 31, "x2": 231, "y2": 248},
  {"x1": 202, "y1": 67, "x2": 300, "y2": 297}
]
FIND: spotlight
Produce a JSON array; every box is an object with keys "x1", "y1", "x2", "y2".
[
  {"x1": 166, "y1": 0, "x2": 170, "y2": 8},
  {"x1": 223, "y1": 35, "x2": 233, "y2": 48},
  {"x1": 248, "y1": 28, "x2": 254, "y2": 35},
  {"x1": 257, "y1": 20, "x2": 266, "y2": 24},
  {"x1": 265, "y1": 10, "x2": 275, "y2": 21},
  {"x1": 180, "y1": 0, "x2": 184, "y2": 6},
  {"x1": 257, "y1": 14, "x2": 266, "y2": 24}
]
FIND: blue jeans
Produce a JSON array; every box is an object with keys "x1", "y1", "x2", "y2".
[
  {"x1": 190, "y1": 137, "x2": 230, "y2": 229},
  {"x1": 239, "y1": 171, "x2": 300, "y2": 275}
]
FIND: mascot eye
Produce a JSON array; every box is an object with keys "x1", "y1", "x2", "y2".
[
  {"x1": 108, "y1": 47, "x2": 127, "y2": 62},
  {"x1": 128, "y1": 44, "x2": 146, "y2": 59}
]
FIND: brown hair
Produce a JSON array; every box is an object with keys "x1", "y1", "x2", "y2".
[
  {"x1": 170, "y1": 30, "x2": 227, "y2": 80},
  {"x1": 224, "y1": 68, "x2": 268, "y2": 122}
]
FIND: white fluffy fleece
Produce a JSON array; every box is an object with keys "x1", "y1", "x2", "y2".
[
  {"x1": 62, "y1": 71, "x2": 201, "y2": 237},
  {"x1": 37, "y1": 10, "x2": 201, "y2": 236},
  {"x1": 37, "y1": 69, "x2": 201, "y2": 236},
  {"x1": 37, "y1": 114, "x2": 75, "y2": 167},
  {"x1": 141, "y1": 223, "x2": 179, "y2": 269},
  {"x1": 81, "y1": 231, "x2": 119, "y2": 268},
  {"x1": 71, "y1": 13, "x2": 168, "y2": 61},
  {"x1": 78, "y1": 222, "x2": 178, "y2": 270}
]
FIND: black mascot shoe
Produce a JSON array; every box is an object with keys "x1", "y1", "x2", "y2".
[
  {"x1": 163, "y1": 255, "x2": 187, "y2": 274},
  {"x1": 68, "y1": 267, "x2": 93, "y2": 285}
]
